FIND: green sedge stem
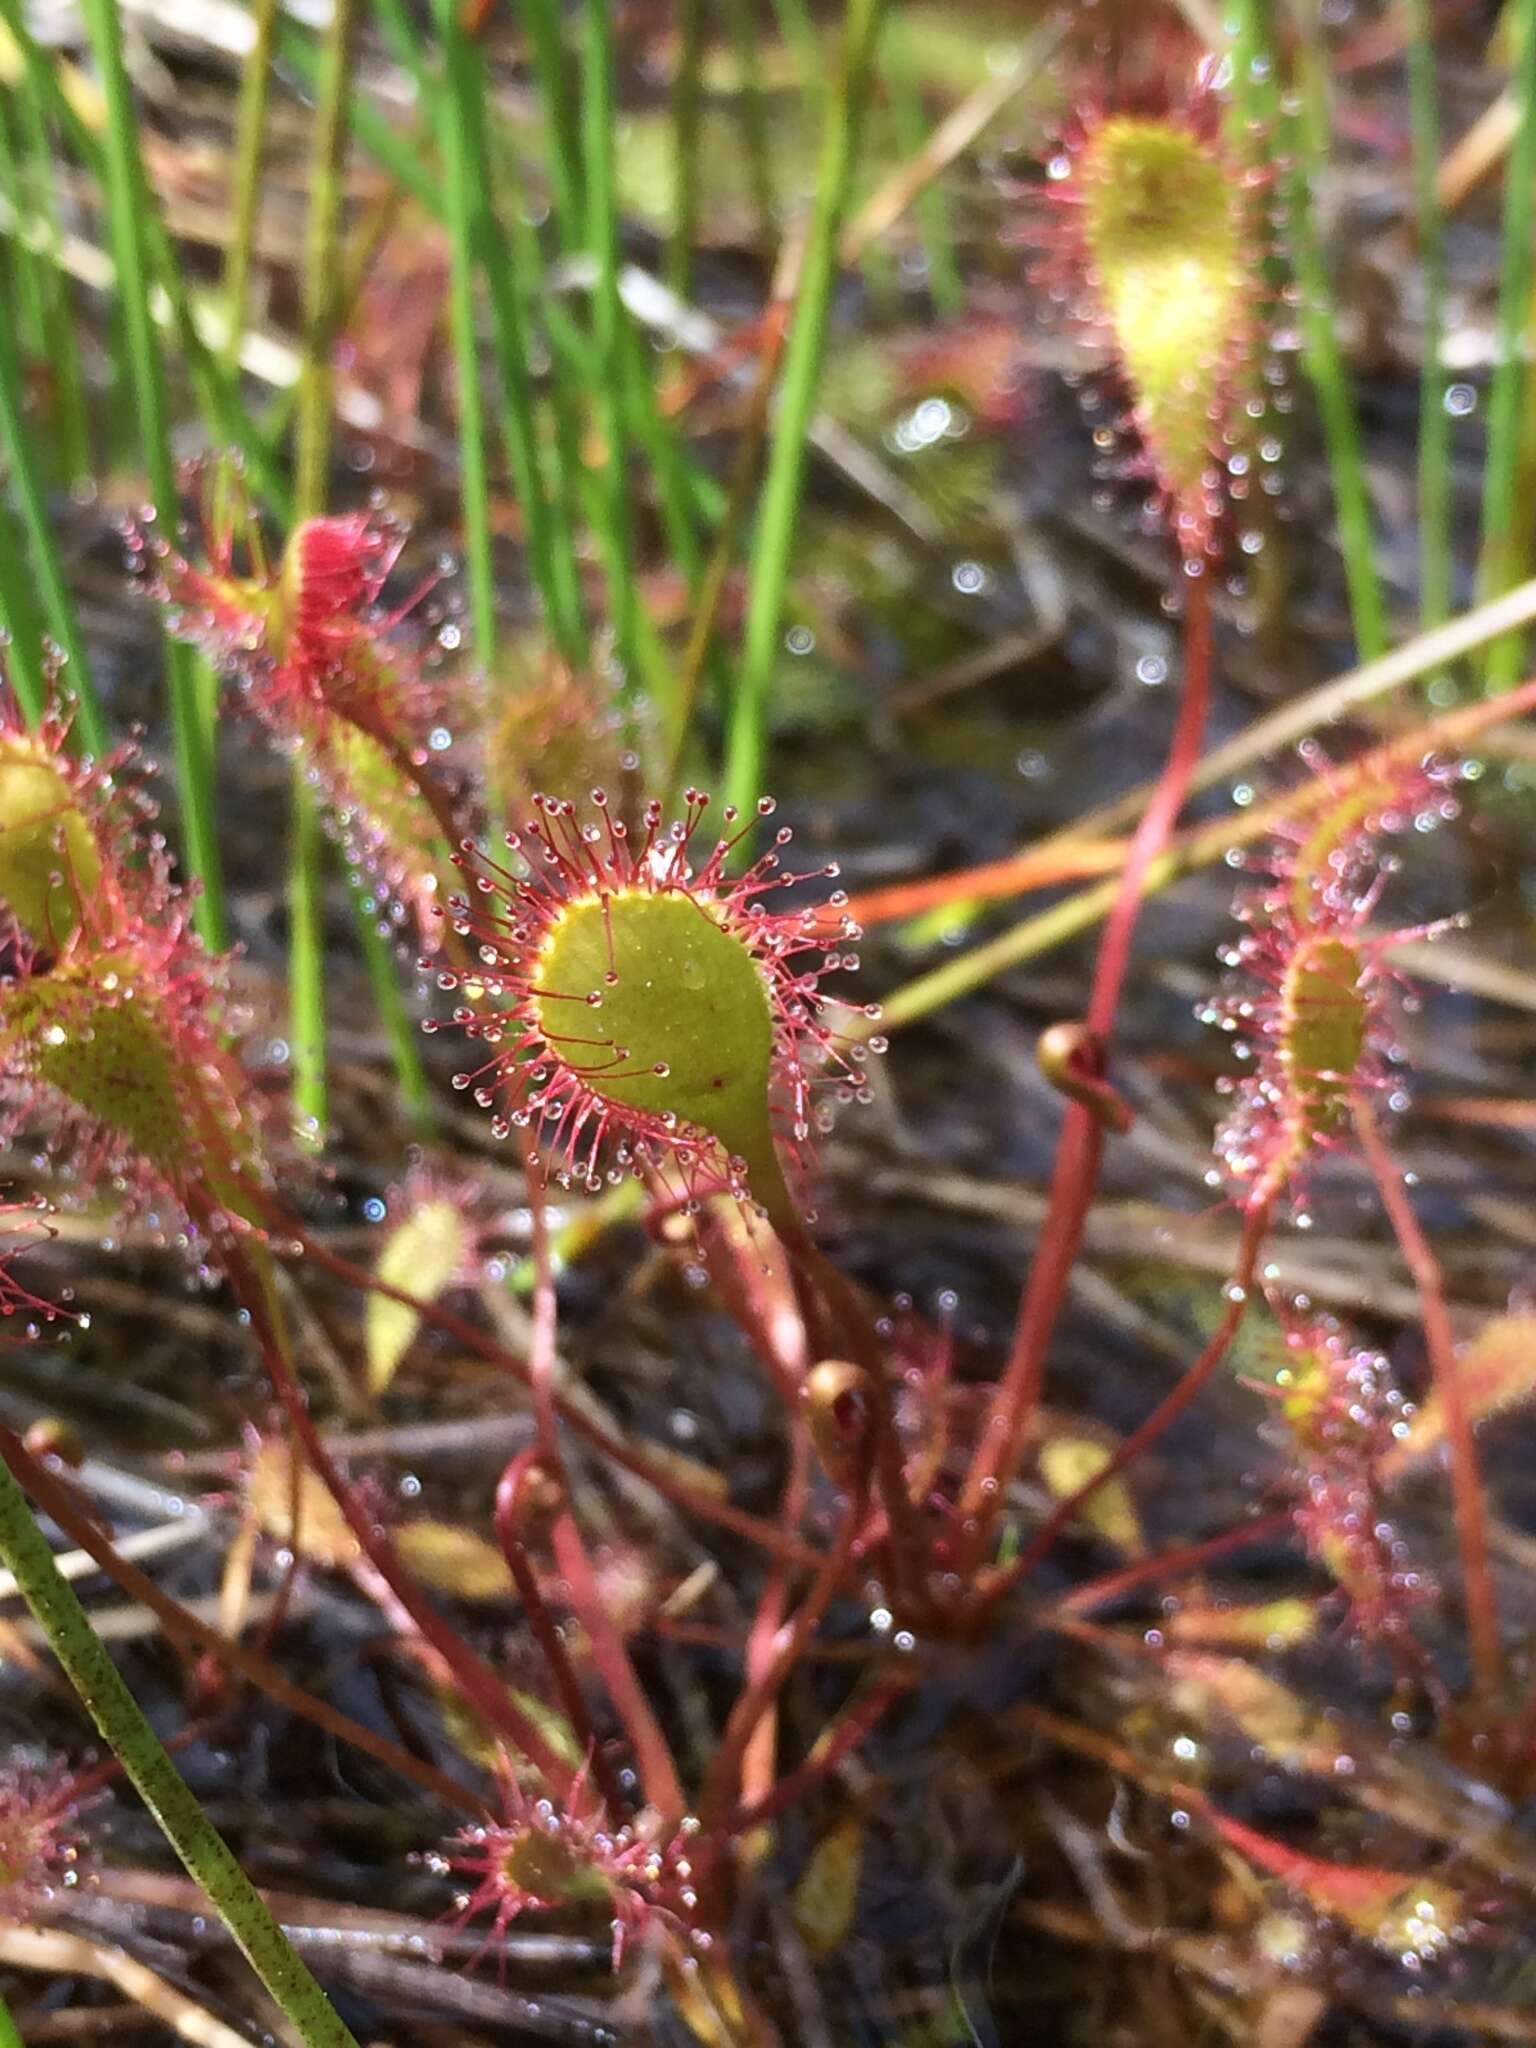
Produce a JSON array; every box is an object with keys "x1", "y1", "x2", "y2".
[
  {"x1": 1229, "y1": 0, "x2": 1386, "y2": 662},
  {"x1": 0, "y1": 1444, "x2": 362, "y2": 2048},
  {"x1": 352, "y1": 879, "x2": 434, "y2": 1133},
  {"x1": 0, "y1": 71, "x2": 91, "y2": 483},
  {"x1": 1406, "y1": 0, "x2": 1451, "y2": 644},
  {"x1": 78, "y1": 0, "x2": 227, "y2": 942},
  {"x1": 0, "y1": 1988, "x2": 22, "y2": 2048},
  {"x1": 223, "y1": 0, "x2": 282, "y2": 374},
  {"x1": 1479, "y1": 0, "x2": 1536, "y2": 690},
  {"x1": 432, "y1": 0, "x2": 499, "y2": 666},
  {"x1": 0, "y1": 303, "x2": 106, "y2": 748},
  {"x1": 515, "y1": 0, "x2": 583, "y2": 247},
  {"x1": 580, "y1": 0, "x2": 645, "y2": 705},
  {"x1": 0, "y1": 494, "x2": 48, "y2": 723},
  {"x1": 723, "y1": 0, "x2": 886, "y2": 824},
  {"x1": 720, "y1": 0, "x2": 778, "y2": 248}
]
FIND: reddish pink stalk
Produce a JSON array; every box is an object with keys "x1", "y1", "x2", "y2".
[
  {"x1": 729, "y1": 1671, "x2": 912, "y2": 1833},
  {"x1": 218, "y1": 1238, "x2": 581, "y2": 1800},
  {"x1": 998, "y1": 1189, "x2": 1271, "y2": 1589},
  {"x1": 1043, "y1": 1509, "x2": 1293, "y2": 1618},
  {"x1": 959, "y1": 568, "x2": 1216, "y2": 1541},
  {"x1": 701, "y1": 1455, "x2": 872, "y2": 1833},
  {"x1": 520, "y1": 1151, "x2": 689, "y2": 1828},
  {"x1": 491, "y1": 1453, "x2": 623, "y2": 1818},
  {"x1": 1354, "y1": 1097, "x2": 1501, "y2": 1700}
]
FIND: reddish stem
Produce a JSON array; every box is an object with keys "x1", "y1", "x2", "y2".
[
  {"x1": 490, "y1": 1452, "x2": 624, "y2": 1818},
  {"x1": 1354, "y1": 1096, "x2": 1502, "y2": 1702},
  {"x1": 282, "y1": 1220, "x2": 821, "y2": 1567},
  {"x1": 220, "y1": 1238, "x2": 581, "y2": 1799},
  {"x1": 1041, "y1": 1509, "x2": 1293, "y2": 1618},
  {"x1": 996, "y1": 1190, "x2": 1271, "y2": 1591},
  {"x1": 727, "y1": 1671, "x2": 913, "y2": 1834},
  {"x1": 701, "y1": 1456, "x2": 872, "y2": 1833},
  {"x1": 959, "y1": 568, "x2": 1216, "y2": 1539}
]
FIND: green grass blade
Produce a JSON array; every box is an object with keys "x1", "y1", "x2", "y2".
[
  {"x1": 0, "y1": 296, "x2": 107, "y2": 748},
  {"x1": 0, "y1": 1447, "x2": 360, "y2": 2048},
  {"x1": 79, "y1": 0, "x2": 227, "y2": 939},
  {"x1": 723, "y1": 0, "x2": 887, "y2": 821},
  {"x1": 1406, "y1": 0, "x2": 1450, "y2": 645},
  {"x1": 1479, "y1": 0, "x2": 1536, "y2": 690}
]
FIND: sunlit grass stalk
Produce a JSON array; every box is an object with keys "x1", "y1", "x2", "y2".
[
  {"x1": 515, "y1": 0, "x2": 584, "y2": 246},
  {"x1": 437, "y1": 7, "x2": 591, "y2": 669},
  {"x1": 0, "y1": 1446, "x2": 362, "y2": 2048},
  {"x1": 1228, "y1": 0, "x2": 1386, "y2": 661},
  {"x1": 1406, "y1": 0, "x2": 1451, "y2": 640},
  {"x1": 351, "y1": 878, "x2": 432, "y2": 1130},
  {"x1": 431, "y1": 0, "x2": 499, "y2": 665},
  {"x1": 580, "y1": 0, "x2": 647, "y2": 705},
  {"x1": 287, "y1": 0, "x2": 361, "y2": 1142},
  {"x1": 0, "y1": 100, "x2": 49, "y2": 356},
  {"x1": 0, "y1": 294, "x2": 107, "y2": 748},
  {"x1": 1479, "y1": 0, "x2": 1536, "y2": 690},
  {"x1": 0, "y1": 0, "x2": 281, "y2": 515},
  {"x1": 78, "y1": 0, "x2": 228, "y2": 937},
  {"x1": 0, "y1": 1989, "x2": 21, "y2": 2048},
  {"x1": 222, "y1": 0, "x2": 281, "y2": 373},
  {"x1": 723, "y1": 0, "x2": 887, "y2": 821}
]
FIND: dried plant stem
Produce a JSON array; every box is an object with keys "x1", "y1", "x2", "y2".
[
  {"x1": 1354, "y1": 1098, "x2": 1501, "y2": 1700},
  {"x1": 959, "y1": 571, "x2": 1215, "y2": 1535},
  {"x1": 0, "y1": 1423, "x2": 480, "y2": 1816},
  {"x1": 876, "y1": 600, "x2": 1536, "y2": 1033},
  {"x1": 0, "y1": 1448, "x2": 362, "y2": 2048}
]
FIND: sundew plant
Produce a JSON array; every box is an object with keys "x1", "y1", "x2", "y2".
[{"x1": 5, "y1": 4, "x2": 1536, "y2": 2043}]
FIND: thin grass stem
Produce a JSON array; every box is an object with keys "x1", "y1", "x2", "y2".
[
  {"x1": 669, "y1": 0, "x2": 705, "y2": 303},
  {"x1": 0, "y1": 302, "x2": 106, "y2": 747},
  {"x1": 0, "y1": 66, "x2": 91, "y2": 484},
  {"x1": 432, "y1": 0, "x2": 499, "y2": 666},
  {"x1": 79, "y1": 0, "x2": 227, "y2": 933},
  {"x1": 882, "y1": 10, "x2": 963, "y2": 320},
  {"x1": 723, "y1": 0, "x2": 887, "y2": 823},
  {"x1": 223, "y1": 0, "x2": 281, "y2": 375},
  {"x1": 1406, "y1": 0, "x2": 1451, "y2": 643},
  {"x1": 1229, "y1": 0, "x2": 1387, "y2": 661},
  {"x1": 1479, "y1": 0, "x2": 1536, "y2": 690}
]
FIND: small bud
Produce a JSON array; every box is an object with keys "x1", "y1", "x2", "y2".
[
  {"x1": 22, "y1": 1417, "x2": 84, "y2": 1467},
  {"x1": 805, "y1": 1359, "x2": 875, "y2": 1487},
  {"x1": 1037, "y1": 1021, "x2": 1133, "y2": 1134}
]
